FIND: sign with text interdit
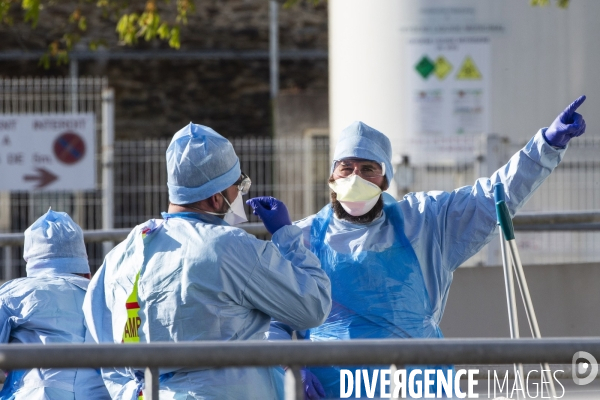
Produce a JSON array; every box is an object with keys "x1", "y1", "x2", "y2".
[{"x1": 0, "y1": 114, "x2": 95, "y2": 191}]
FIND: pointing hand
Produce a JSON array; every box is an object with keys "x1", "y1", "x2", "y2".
[{"x1": 544, "y1": 95, "x2": 587, "y2": 148}]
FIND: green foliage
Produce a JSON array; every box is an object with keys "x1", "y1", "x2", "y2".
[
  {"x1": 168, "y1": 25, "x2": 180, "y2": 49},
  {"x1": 531, "y1": 0, "x2": 570, "y2": 8},
  {"x1": 88, "y1": 39, "x2": 108, "y2": 51},
  {"x1": 22, "y1": 0, "x2": 40, "y2": 27},
  {"x1": 283, "y1": 0, "x2": 323, "y2": 9},
  {"x1": 116, "y1": 13, "x2": 139, "y2": 45},
  {"x1": 3, "y1": 0, "x2": 195, "y2": 67},
  {"x1": 0, "y1": 0, "x2": 14, "y2": 25}
]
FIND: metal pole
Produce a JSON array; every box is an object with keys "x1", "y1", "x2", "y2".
[
  {"x1": 70, "y1": 59, "x2": 78, "y2": 113},
  {"x1": 2, "y1": 339, "x2": 600, "y2": 369},
  {"x1": 284, "y1": 365, "x2": 304, "y2": 400},
  {"x1": 269, "y1": 0, "x2": 279, "y2": 99},
  {"x1": 102, "y1": 88, "x2": 115, "y2": 256},
  {"x1": 507, "y1": 239, "x2": 557, "y2": 398},
  {"x1": 3, "y1": 246, "x2": 11, "y2": 281},
  {"x1": 0, "y1": 224, "x2": 271, "y2": 247},
  {"x1": 303, "y1": 135, "x2": 313, "y2": 217},
  {"x1": 482, "y1": 134, "x2": 503, "y2": 266},
  {"x1": 144, "y1": 367, "x2": 159, "y2": 400}
]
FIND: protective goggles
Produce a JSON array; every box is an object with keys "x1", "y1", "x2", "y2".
[
  {"x1": 332, "y1": 158, "x2": 385, "y2": 179},
  {"x1": 234, "y1": 172, "x2": 252, "y2": 195}
]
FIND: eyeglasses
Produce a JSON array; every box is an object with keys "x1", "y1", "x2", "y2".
[
  {"x1": 332, "y1": 158, "x2": 385, "y2": 179},
  {"x1": 234, "y1": 172, "x2": 252, "y2": 195}
]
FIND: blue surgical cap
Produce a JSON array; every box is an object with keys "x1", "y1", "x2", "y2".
[
  {"x1": 167, "y1": 123, "x2": 241, "y2": 204},
  {"x1": 332, "y1": 121, "x2": 394, "y2": 185},
  {"x1": 24, "y1": 208, "x2": 89, "y2": 276}
]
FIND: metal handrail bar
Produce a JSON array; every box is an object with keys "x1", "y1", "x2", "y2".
[
  {"x1": 1, "y1": 211, "x2": 600, "y2": 247},
  {"x1": 0, "y1": 49, "x2": 329, "y2": 61},
  {"x1": 512, "y1": 210, "x2": 600, "y2": 231},
  {"x1": 1, "y1": 338, "x2": 599, "y2": 369},
  {"x1": 2, "y1": 338, "x2": 600, "y2": 399},
  {"x1": 0, "y1": 223, "x2": 269, "y2": 246},
  {"x1": 513, "y1": 210, "x2": 600, "y2": 225}
]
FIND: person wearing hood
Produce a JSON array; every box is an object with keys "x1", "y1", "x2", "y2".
[
  {"x1": 0, "y1": 209, "x2": 110, "y2": 400},
  {"x1": 83, "y1": 123, "x2": 332, "y2": 400},
  {"x1": 265, "y1": 96, "x2": 587, "y2": 398}
]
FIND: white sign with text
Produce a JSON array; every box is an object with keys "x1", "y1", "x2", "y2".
[{"x1": 0, "y1": 114, "x2": 95, "y2": 191}]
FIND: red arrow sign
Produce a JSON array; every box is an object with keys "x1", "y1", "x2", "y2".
[{"x1": 23, "y1": 168, "x2": 58, "y2": 189}]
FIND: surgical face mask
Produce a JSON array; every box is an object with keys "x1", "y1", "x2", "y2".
[
  {"x1": 202, "y1": 191, "x2": 248, "y2": 225},
  {"x1": 328, "y1": 174, "x2": 382, "y2": 216},
  {"x1": 222, "y1": 191, "x2": 248, "y2": 225}
]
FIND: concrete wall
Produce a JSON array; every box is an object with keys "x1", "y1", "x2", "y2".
[{"x1": 440, "y1": 262, "x2": 600, "y2": 338}]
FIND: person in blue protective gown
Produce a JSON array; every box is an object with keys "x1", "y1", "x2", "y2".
[
  {"x1": 82, "y1": 122, "x2": 332, "y2": 400},
  {"x1": 0, "y1": 209, "x2": 110, "y2": 400},
  {"x1": 266, "y1": 96, "x2": 588, "y2": 399}
]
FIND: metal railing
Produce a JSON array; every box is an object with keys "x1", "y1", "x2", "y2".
[
  {"x1": 1, "y1": 338, "x2": 599, "y2": 400},
  {"x1": 2, "y1": 212, "x2": 599, "y2": 281},
  {"x1": 0, "y1": 212, "x2": 599, "y2": 248},
  {"x1": 4, "y1": 131, "x2": 600, "y2": 273},
  {"x1": 0, "y1": 223, "x2": 268, "y2": 247},
  {"x1": 512, "y1": 210, "x2": 600, "y2": 231}
]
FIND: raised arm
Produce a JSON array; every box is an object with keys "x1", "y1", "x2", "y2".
[{"x1": 402, "y1": 96, "x2": 586, "y2": 272}]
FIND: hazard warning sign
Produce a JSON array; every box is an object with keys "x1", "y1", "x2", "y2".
[
  {"x1": 456, "y1": 56, "x2": 482, "y2": 80},
  {"x1": 406, "y1": 36, "x2": 490, "y2": 141},
  {"x1": 434, "y1": 56, "x2": 453, "y2": 80}
]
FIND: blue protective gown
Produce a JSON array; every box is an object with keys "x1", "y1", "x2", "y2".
[
  {"x1": 0, "y1": 273, "x2": 110, "y2": 400},
  {"x1": 279, "y1": 130, "x2": 565, "y2": 399},
  {"x1": 83, "y1": 212, "x2": 332, "y2": 400}
]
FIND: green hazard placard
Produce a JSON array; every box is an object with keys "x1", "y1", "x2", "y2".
[{"x1": 415, "y1": 56, "x2": 435, "y2": 79}]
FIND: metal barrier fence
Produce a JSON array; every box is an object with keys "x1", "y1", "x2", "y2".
[
  {"x1": 112, "y1": 136, "x2": 331, "y2": 228},
  {"x1": 1, "y1": 338, "x2": 600, "y2": 399},
  {"x1": 2, "y1": 213, "x2": 599, "y2": 247},
  {"x1": 3, "y1": 133, "x2": 600, "y2": 277},
  {"x1": 2, "y1": 212, "x2": 598, "y2": 283},
  {"x1": 1, "y1": 77, "x2": 599, "y2": 277}
]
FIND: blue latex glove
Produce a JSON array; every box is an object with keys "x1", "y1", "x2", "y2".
[
  {"x1": 302, "y1": 369, "x2": 326, "y2": 400},
  {"x1": 543, "y1": 95, "x2": 587, "y2": 148},
  {"x1": 246, "y1": 196, "x2": 292, "y2": 234}
]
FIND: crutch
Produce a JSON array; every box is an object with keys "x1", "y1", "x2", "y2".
[
  {"x1": 494, "y1": 183, "x2": 524, "y2": 397},
  {"x1": 494, "y1": 183, "x2": 557, "y2": 398}
]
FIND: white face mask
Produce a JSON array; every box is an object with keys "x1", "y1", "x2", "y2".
[
  {"x1": 199, "y1": 191, "x2": 248, "y2": 225},
  {"x1": 328, "y1": 175, "x2": 382, "y2": 216},
  {"x1": 222, "y1": 191, "x2": 248, "y2": 225}
]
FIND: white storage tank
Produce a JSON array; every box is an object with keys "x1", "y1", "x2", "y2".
[{"x1": 328, "y1": 0, "x2": 598, "y2": 165}]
